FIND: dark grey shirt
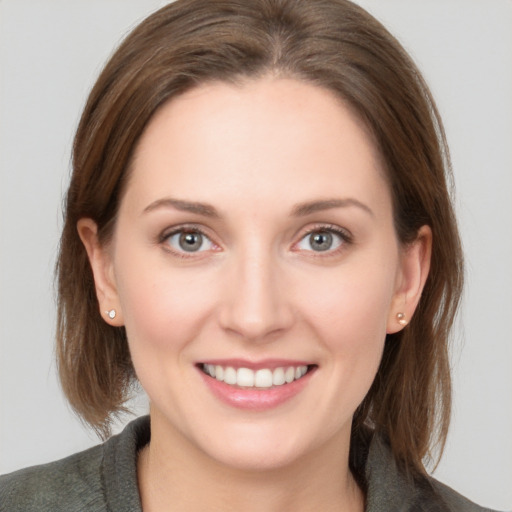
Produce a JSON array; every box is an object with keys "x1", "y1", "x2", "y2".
[{"x1": 0, "y1": 416, "x2": 497, "y2": 511}]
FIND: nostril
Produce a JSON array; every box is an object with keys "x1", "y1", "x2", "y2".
[{"x1": 218, "y1": 297, "x2": 295, "y2": 342}]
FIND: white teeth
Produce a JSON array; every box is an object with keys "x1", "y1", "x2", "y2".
[
  {"x1": 272, "y1": 367, "x2": 285, "y2": 386},
  {"x1": 204, "y1": 364, "x2": 309, "y2": 388},
  {"x1": 254, "y1": 369, "x2": 273, "y2": 388},
  {"x1": 237, "y1": 367, "x2": 255, "y2": 387},
  {"x1": 285, "y1": 366, "x2": 295, "y2": 383},
  {"x1": 223, "y1": 367, "x2": 237, "y2": 385}
]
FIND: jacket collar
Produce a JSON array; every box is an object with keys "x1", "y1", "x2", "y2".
[
  {"x1": 363, "y1": 435, "x2": 448, "y2": 511},
  {"x1": 109, "y1": 416, "x2": 452, "y2": 511}
]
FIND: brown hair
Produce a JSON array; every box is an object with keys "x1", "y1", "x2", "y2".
[{"x1": 57, "y1": 0, "x2": 463, "y2": 477}]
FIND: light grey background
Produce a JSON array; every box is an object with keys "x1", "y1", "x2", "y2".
[{"x1": 1, "y1": 1, "x2": 511, "y2": 510}]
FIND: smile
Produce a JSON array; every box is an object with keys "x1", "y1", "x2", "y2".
[
  {"x1": 197, "y1": 361, "x2": 317, "y2": 410},
  {"x1": 200, "y1": 363, "x2": 311, "y2": 388}
]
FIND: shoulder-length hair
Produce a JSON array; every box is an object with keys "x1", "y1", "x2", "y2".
[{"x1": 57, "y1": 0, "x2": 463, "y2": 477}]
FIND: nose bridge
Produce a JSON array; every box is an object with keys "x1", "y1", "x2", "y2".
[{"x1": 219, "y1": 238, "x2": 292, "y2": 341}]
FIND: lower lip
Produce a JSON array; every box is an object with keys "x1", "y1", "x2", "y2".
[{"x1": 198, "y1": 368, "x2": 314, "y2": 411}]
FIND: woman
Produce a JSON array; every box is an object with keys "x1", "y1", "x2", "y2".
[{"x1": 0, "y1": 0, "x2": 500, "y2": 510}]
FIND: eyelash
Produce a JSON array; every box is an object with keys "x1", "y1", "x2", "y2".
[
  {"x1": 158, "y1": 223, "x2": 353, "y2": 258},
  {"x1": 158, "y1": 224, "x2": 216, "y2": 259},
  {"x1": 294, "y1": 224, "x2": 353, "y2": 256}
]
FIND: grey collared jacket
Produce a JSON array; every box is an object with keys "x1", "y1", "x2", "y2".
[{"x1": 0, "y1": 416, "x2": 499, "y2": 511}]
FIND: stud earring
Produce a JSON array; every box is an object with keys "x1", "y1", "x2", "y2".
[
  {"x1": 105, "y1": 309, "x2": 116, "y2": 320},
  {"x1": 396, "y1": 312, "x2": 407, "y2": 326}
]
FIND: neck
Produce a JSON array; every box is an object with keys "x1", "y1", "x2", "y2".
[{"x1": 137, "y1": 416, "x2": 364, "y2": 512}]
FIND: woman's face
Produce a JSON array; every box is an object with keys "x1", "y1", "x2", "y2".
[{"x1": 82, "y1": 78, "x2": 428, "y2": 471}]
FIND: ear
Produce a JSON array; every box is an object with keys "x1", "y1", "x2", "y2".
[
  {"x1": 386, "y1": 225, "x2": 432, "y2": 334},
  {"x1": 77, "y1": 218, "x2": 124, "y2": 326}
]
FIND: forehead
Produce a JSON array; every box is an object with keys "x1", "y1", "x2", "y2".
[{"x1": 126, "y1": 77, "x2": 390, "y2": 216}]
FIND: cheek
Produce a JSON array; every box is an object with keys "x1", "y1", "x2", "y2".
[
  {"x1": 296, "y1": 255, "x2": 397, "y2": 387},
  {"x1": 115, "y1": 264, "x2": 221, "y2": 404},
  {"x1": 303, "y1": 263, "x2": 395, "y2": 339},
  {"x1": 114, "y1": 248, "x2": 217, "y2": 356}
]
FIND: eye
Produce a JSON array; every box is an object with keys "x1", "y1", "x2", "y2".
[
  {"x1": 164, "y1": 229, "x2": 214, "y2": 253},
  {"x1": 296, "y1": 228, "x2": 347, "y2": 252}
]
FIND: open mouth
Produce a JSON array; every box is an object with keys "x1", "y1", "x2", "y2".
[{"x1": 199, "y1": 363, "x2": 316, "y2": 389}]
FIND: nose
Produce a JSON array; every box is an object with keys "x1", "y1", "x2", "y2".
[{"x1": 218, "y1": 248, "x2": 294, "y2": 343}]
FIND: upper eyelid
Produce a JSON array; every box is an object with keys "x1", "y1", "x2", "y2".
[
  {"x1": 159, "y1": 223, "x2": 212, "y2": 241},
  {"x1": 297, "y1": 224, "x2": 353, "y2": 241}
]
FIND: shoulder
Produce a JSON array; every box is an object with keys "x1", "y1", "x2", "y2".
[
  {"x1": 0, "y1": 443, "x2": 106, "y2": 512},
  {"x1": 0, "y1": 415, "x2": 150, "y2": 512},
  {"x1": 428, "y1": 478, "x2": 499, "y2": 512},
  {"x1": 362, "y1": 433, "x2": 500, "y2": 512}
]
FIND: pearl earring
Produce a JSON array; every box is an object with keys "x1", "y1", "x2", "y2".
[
  {"x1": 396, "y1": 312, "x2": 407, "y2": 326},
  {"x1": 105, "y1": 309, "x2": 116, "y2": 320}
]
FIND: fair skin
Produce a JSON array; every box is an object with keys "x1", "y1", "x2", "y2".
[{"x1": 79, "y1": 77, "x2": 431, "y2": 512}]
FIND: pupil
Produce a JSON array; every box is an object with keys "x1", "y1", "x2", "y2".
[
  {"x1": 311, "y1": 232, "x2": 332, "y2": 251},
  {"x1": 179, "y1": 232, "x2": 202, "y2": 251}
]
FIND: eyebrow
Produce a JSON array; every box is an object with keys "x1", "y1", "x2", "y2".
[
  {"x1": 142, "y1": 196, "x2": 374, "y2": 219},
  {"x1": 291, "y1": 198, "x2": 374, "y2": 217},
  {"x1": 142, "y1": 198, "x2": 220, "y2": 218}
]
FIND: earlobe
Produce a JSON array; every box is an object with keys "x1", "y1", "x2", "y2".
[
  {"x1": 387, "y1": 225, "x2": 432, "y2": 334},
  {"x1": 77, "y1": 218, "x2": 124, "y2": 326}
]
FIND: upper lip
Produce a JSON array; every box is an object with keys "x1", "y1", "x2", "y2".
[{"x1": 197, "y1": 359, "x2": 315, "y2": 371}]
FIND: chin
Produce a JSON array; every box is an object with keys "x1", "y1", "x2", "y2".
[
  {"x1": 193, "y1": 418, "x2": 340, "y2": 473},
  {"x1": 205, "y1": 439, "x2": 306, "y2": 473}
]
